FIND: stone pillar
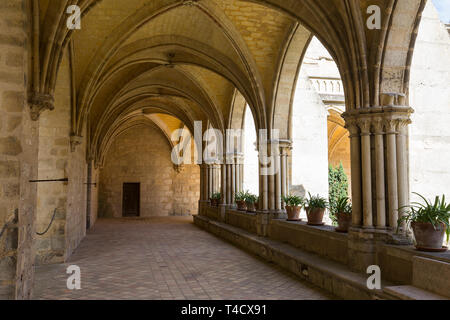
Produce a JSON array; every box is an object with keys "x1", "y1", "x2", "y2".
[
  {"x1": 231, "y1": 157, "x2": 236, "y2": 208},
  {"x1": 358, "y1": 119, "x2": 373, "y2": 229},
  {"x1": 396, "y1": 123, "x2": 409, "y2": 232},
  {"x1": 373, "y1": 119, "x2": 386, "y2": 229},
  {"x1": 0, "y1": 1, "x2": 38, "y2": 300},
  {"x1": 280, "y1": 146, "x2": 289, "y2": 210},
  {"x1": 385, "y1": 120, "x2": 399, "y2": 230},
  {"x1": 208, "y1": 164, "x2": 213, "y2": 200},
  {"x1": 346, "y1": 122, "x2": 363, "y2": 227},
  {"x1": 221, "y1": 164, "x2": 226, "y2": 205},
  {"x1": 342, "y1": 101, "x2": 413, "y2": 272}
]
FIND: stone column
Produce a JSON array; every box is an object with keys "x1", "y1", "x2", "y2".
[
  {"x1": 231, "y1": 157, "x2": 236, "y2": 208},
  {"x1": 343, "y1": 102, "x2": 413, "y2": 272},
  {"x1": 0, "y1": 0, "x2": 39, "y2": 299},
  {"x1": 385, "y1": 119, "x2": 399, "y2": 230},
  {"x1": 235, "y1": 154, "x2": 241, "y2": 193},
  {"x1": 373, "y1": 119, "x2": 386, "y2": 229},
  {"x1": 226, "y1": 163, "x2": 232, "y2": 205},
  {"x1": 358, "y1": 119, "x2": 373, "y2": 228},
  {"x1": 274, "y1": 145, "x2": 282, "y2": 212},
  {"x1": 221, "y1": 164, "x2": 226, "y2": 205},
  {"x1": 346, "y1": 122, "x2": 363, "y2": 227},
  {"x1": 396, "y1": 123, "x2": 409, "y2": 232},
  {"x1": 280, "y1": 145, "x2": 289, "y2": 210}
]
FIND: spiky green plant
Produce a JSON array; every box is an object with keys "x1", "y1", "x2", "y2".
[
  {"x1": 330, "y1": 196, "x2": 352, "y2": 223},
  {"x1": 282, "y1": 195, "x2": 305, "y2": 207},
  {"x1": 306, "y1": 192, "x2": 329, "y2": 209},
  {"x1": 398, "y1": 193, "x2": 450, "y2": 242},
  {"x1": 245, "y1": 193, "x2": 259, "y2": 204},
  {"x1": 211, "y1": 192, "x2": 221, "y2": 200},
  {"x1": 235, "y1": 191, "x2": 247, "y2": 202}
]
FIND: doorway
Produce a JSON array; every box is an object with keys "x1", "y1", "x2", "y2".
[{"x1": 122, "y1": 183, "x2": 140, "y2": 217}]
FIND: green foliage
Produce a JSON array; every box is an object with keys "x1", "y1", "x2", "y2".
[
  {"x1": 211, "y1": 192, "x2": 221, "y2": 200},
  {"x1": 235, "y1": 191, "x2": 247, "y2": 202},
  {"x1": 245, "y1": 193, "x2": 258, "y2": 204},
  {"x1": 335, "y1": 196, "x2": 352, "y2": 215},
  {"x1": 306, "y1": 192, "x2": 329, "y2": 209},
  {"x1": 282, "y1": 195, "x2": 305, "y2": 207},
  {"x1": 329, "y1": 163, "x2": 349, "y2": 220},
  {"x1": 398, "y1": 193, "x2": 450, "y2": 242}
]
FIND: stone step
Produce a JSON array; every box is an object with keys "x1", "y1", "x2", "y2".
[
  {"x1": 412, "y1": 256, "x2": 450, "y2": 297},
  {"x1": 194, "y1": 215, "x2": 394, "y2": 300},
  {"x1": 384, "y1": 285, "x2": 448, "y2": 300}
]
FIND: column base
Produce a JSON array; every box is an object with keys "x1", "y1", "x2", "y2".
[
  {"x1": 198, "y1": 200, "x2": 209, "y2": 216},
  {"x1": 347, "y1": 227, "x2": 414, "y2": 272}
]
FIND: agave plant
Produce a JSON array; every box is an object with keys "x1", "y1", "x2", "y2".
[
  {"x1": 398, "y1": 193, "x2": 450, "y2": 242},
  {"x1": 306, "y1": 193, "x2": 329, "y2": 209},
  {"x1": 282, "y1": 195, "x2": 305, "y2": 207}
]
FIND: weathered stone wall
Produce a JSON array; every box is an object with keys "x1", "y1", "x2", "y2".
[
  {"x1": 0, "y1": 0, "x2": 36, "y2": 300},
  {"x1": 65, "y1": 126, "x2": 87, "y2": 259},
  {"x1": 410, "y1": 1, "x2": 450, "y2": 199},
  {"x1": 35, "y1": 47, "x2": 87, "y2": 265},
  {"x1": 291, "y1": 68, "x2": 329, "y2": 199},
  {"x1": 99, "y1": 125, "x2": 199, "y2": 218}
]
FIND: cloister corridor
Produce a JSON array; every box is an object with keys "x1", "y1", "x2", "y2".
[{"x1": 33, "y1": 217, "x2": 333, "y2": 300}]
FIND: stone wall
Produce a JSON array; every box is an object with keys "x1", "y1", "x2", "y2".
[
  {"x1": 99, "y1": 125, "x2": 199, "y2": 218},
  {"x1": 35, "y1": 47, "x2": 88, "y2": 265},
  {"x1": 291, "y1": 68, "x2": 329, "y2": 199},
  {"x1": 0, "y1": 0, "x2": 36, "y2": 300},
  {"x1": 409, "y1": 1, "x2": 450, "y2": 199}
]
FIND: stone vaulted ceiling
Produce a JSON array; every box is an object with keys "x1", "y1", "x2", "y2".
[{"x1": 33, "y1": 0, "x2": 426, "y2": 164}]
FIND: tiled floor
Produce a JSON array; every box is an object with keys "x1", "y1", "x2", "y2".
[{"x1": 33, "y1": 217, "x2": 334, "y2": 300}]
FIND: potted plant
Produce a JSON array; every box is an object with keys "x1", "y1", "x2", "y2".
[
  {"x1": 210, "y1": 192, "x2": 221, "y2": 207},
  {"x1": 305, "y1": 193, "x2": 329, "y2": 226},
  {"x1": 235, "y1": 191, "x2": 248, "y2": 211},
  {"x1": 398, "y1": 193, "x2": 449, "y2": 252},
  {"x1": 333, "y1": 196, "x2": 352, "y2": 233},
  {"x1": 282, "y1": 195, "x2": 305, "y2": 221},
  {"x1": 245, "y1": 193, "x2": 259, "y2": 213}
]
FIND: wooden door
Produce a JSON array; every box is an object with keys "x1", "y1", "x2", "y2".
[{"x1": 122, "y1": 183, "x2": 140, "y2": 217}]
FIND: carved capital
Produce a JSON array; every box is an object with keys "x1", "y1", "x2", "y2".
[
  {"x1": 372, "y1": 117, "x2": 385, "y2": 135},
  {"x1": 357, "y1": 118, "x2": 372, "y2": 136},
  {"x1": 29, "y1": 93, "x2": 54, "y2": 121},
  {"x1": 383, "y1": 119, "x2": 398, "y2": 134},
  {"x1": 70, "y1": 135, "x2": 83, "y2": 152}
]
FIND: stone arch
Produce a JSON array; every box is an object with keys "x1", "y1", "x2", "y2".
[{"x1": 270, "y1": 23, "x2": 312, "y2": 140}]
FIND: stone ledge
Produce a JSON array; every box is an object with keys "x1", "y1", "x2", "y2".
[
  {"x1": 384, "y1": 285, "x2": 448, "y2": 300},
  {"x1": 268, "y1": 219, "x2": 349, "y2": 265},
  {"x1": 194, "y1": 215, "x2": 392, "y2": 300}
]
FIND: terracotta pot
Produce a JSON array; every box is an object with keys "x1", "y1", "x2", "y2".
[
  {"x1": 412, "y1": 222, "x2": 447, "y2": 250},
  {"x1": 306, "y1": 207, "x2": 325, "y2": 225},
  {"x1": 285, "y1": 206, "x2": 301, "y2": 221},
  {"x1": 211, "y1": 199, "x2": 221, "y2": 207},
  {"x1": 336, "y1": 213, "x2": 352, "y2": 233},
  {"x1": 246, "y1": 202, "x2": 256, "y2": 213},
  {"x1": 236, "y1": 200, "x2": 247, "y2": 211}
]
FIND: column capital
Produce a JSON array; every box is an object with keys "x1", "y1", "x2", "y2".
[{"x1": 29, "y1": 92, "x2": 54, "y2": 121}]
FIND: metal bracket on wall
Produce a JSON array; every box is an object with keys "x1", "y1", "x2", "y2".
[{"x1": 29, "y1": 178, "x2": 69, "y2": 183}]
